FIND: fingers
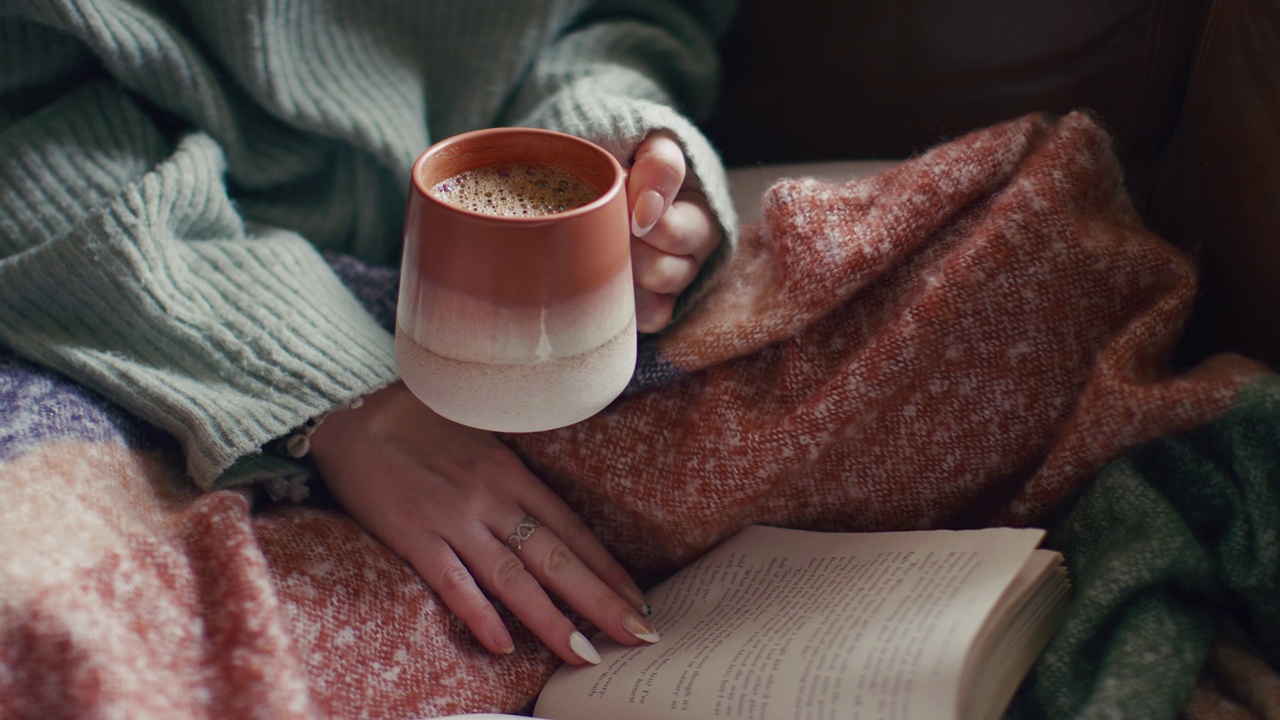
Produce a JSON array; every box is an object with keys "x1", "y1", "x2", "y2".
[
  {"x1": 452, "y1": 522, "x2": 596, "y2": 664},
  {"x1": 628, "y1": 130, "x2": 686, "y2": 238},
  {"x1": 632, "y1": 228, "x2": 686, "y2": 333},
  {"x1": 393, "y1": 497, "x2": 658, "y2": 667},
  {"x1": 643, "y1": 189, "x2": 719, "y2": 262},
  {"x1": 526, "y1": 500, "x2": 651, "y2": 617},
  {"x1": 631, "y1": 193, "x2": 716, "y2": 292},
  {"x1": 635, "y1": 288, "x2": 676, "y2": 334},
  {"x1": 628, "y1": 132, "x2": 723, "y2": 332},
  {"x1": 518, "y1": 518, "x2": 660, "y2": 649},
  {"x1": 630, "y1": 190, "x2": 719, "y2": 332},
  {"x1": 464, "y1": 513, "x2": 661, "y2": 666},
  {"x1": 309, "y1": 384, "x2": 658, "y2": 665},
  {"x1": 414, "y1": 531, "x2": 518, "y2": 656},
  {"x1": 415, "y1": 486, "x2": 657, "y2": 666}
]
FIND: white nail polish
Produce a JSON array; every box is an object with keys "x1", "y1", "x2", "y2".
[
  {"x1": 631, "y1": 190, "x2": 663, "y2": 237},
  {"x1": 631, "y1": 214, "x2": 656, "y2": 238},
  {"x1": 569, "y1": 631, "x2": 602, "y2": 665}
]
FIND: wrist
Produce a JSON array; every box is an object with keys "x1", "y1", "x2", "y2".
[{"x1": 284, "y1": 397, "x2": 366, "y2": 459}]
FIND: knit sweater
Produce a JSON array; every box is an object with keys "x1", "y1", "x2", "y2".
[{"x1": 0, "y1": 0, "x2": 738, "y2": 489}]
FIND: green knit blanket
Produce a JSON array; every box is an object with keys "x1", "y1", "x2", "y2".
[{"x1": 1012, "y1": 375, "x2": 1280, "y2": 718}]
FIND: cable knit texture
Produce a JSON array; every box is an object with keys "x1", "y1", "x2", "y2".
[{"x1": 0, "y1": 0, "x2": 737, "y2": 488}]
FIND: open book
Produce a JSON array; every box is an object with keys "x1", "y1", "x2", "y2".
[
  {"x1": 536, "y1": 526, "x2": 1069, "y2": 720},
  {"x1": 456, "y1": 525, "x2": 1070, "y2": 720}
]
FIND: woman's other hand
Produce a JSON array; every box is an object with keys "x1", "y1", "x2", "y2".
[
  {"x1": 307, "y1": 382, "x2": 659, "y2": 665},
  {"x1": 627, "y1": 130, "x2": 722, "y2": 332}
]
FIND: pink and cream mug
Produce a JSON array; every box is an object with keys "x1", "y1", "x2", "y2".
[{"x1": 395, "y1": 127, "x2": 636, "y2": 432}]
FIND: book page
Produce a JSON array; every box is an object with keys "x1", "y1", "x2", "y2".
[
  {"x1": 534, "y1": 526, "x2": 1045, "y2": 720},
  {"x1": 960, "y1": 549, "x2": 1070, "y2": 720}
]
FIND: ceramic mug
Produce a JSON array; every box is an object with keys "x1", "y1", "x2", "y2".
[{"x1": 395, "y1": 127, "x2": 636, "y2": 432}]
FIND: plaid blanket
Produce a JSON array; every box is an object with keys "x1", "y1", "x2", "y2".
[{"x1": 2, "y1": 112, "x2": 1277, "y2": 718}]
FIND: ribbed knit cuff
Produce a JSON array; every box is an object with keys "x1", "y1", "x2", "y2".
[{"x1": 0, "y1": 87, "x2": 398, "y2": 489}]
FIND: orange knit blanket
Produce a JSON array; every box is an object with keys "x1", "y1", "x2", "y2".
[{"x1": 505, "y1": 111, "x2": 1263, "y2": 581}]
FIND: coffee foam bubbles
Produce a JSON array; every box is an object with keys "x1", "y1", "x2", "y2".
[{"x1": 430, "y1": 163, "x2": 601, "y2": 216}]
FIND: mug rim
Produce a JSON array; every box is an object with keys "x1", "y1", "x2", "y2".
[{"x1": 409, "y1": 127, "x2": 626, "y2": 223}]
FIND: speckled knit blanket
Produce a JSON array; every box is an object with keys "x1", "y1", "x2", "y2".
[{"x1": 3, "y1": 113, "x2": 1277, "y2": 718}]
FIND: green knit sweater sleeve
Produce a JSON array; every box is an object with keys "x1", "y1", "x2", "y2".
[
  {"x1": 0, "y1": 12, "x2": 398, "y2": 490},
  {"x1": 0, "y1": 82, "x2": 398, "y2": 489},
  {"x1": 0, "y1": 1, "x2": 737, "y2": 492}
]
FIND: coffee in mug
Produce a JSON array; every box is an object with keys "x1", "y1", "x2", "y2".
[{"x1": 429, "y1": 163, "x2": 602, "y2": 217}]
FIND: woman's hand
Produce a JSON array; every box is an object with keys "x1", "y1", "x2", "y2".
[
  {"x1": 307, "y1": 382, "x2": 659, "y2": 665},
  {"x1": 627, "y1": 130, "x2": 722, "y2": 332}
]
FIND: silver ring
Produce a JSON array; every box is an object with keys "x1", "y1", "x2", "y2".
[{"x1": 507, "y1": 516, "x2": 540, "y2": 552}]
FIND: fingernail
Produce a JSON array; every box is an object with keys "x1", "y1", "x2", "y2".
[
  {"x1": 569, "y1": 631, "x2": 602, "y2": 665},
  {"x1": 631, "y1": 190, "x2": 664, "y2": 237},
  {"x1": 624, "y1": 614, "x2": 661, "y2": 644},
  {"x1": 494, "y1": 630, "x2": 515, "y2": 655}
]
